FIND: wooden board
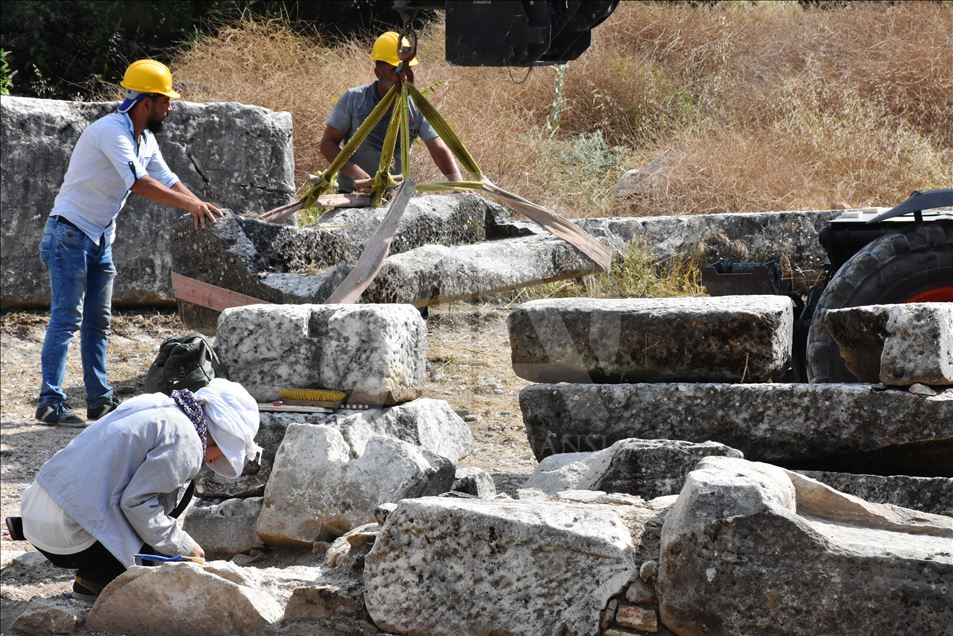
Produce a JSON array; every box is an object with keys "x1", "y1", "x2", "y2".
[
  {"x1": 171, "y1": 272, "x2": 271, "y2": 312},
  {"x1": 258, "y1": 403, "x2": 333, "y2": 414}
]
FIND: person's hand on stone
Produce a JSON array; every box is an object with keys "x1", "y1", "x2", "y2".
[{"x1": 189, "y1": 200, "x2": 223, "y2": 230}]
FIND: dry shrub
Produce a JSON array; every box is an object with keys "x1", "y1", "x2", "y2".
[{"x1": 171, "y1": 2, "x2": 952, "y2": 217}]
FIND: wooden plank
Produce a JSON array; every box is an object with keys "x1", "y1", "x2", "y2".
[
  {"x1": 325, "y1": 178, "x2": 417, "y2": 304},
  {"x1": 258, "y1": 403, "x2": 334, "y2": 414},
  {"x1": 171, "y1": 272, "x2": 271, "y2": 312}
]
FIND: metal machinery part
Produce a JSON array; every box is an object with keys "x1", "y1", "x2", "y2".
[{"x1": 393, "y1": 0, "x2": 619, "y2": 66}]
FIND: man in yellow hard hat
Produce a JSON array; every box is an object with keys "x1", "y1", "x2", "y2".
[
  {"x1": 319, "y1": 31, "x2": 463, "y2": 193},
  {"x1": 35, "y1": 59, "x2": 223, "y2": 427}
]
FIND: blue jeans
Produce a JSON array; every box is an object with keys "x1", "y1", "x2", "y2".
[{"x1": 38, "y1": 217, "x2": 116, "y2": 407}]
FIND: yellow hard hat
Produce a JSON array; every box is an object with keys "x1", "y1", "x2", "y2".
[
  {"x1": 120, "y1": 59, "x2": 181, "y2": 98},
  {"x1": 371, "y1": 32, "x2": 418, "y2": 67}
]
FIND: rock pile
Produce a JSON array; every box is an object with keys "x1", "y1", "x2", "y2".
[{"x1": 507, "y1": 295, "x2": 952, "y2": 633}]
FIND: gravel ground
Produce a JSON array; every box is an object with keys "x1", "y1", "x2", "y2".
[{"x1": 0, "y1": 302, "x2": 537, "y2": 625}]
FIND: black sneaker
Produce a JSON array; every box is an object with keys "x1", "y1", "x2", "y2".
[
  {"x1": 35, "y1": 402, "x2": 85, "y2": 427},
  {"x1": 71, "y1": 576, "x2": 104, "y2": 601},
  {"x1": 87, "y1": 397, "x2": 121, "y2": 421}
]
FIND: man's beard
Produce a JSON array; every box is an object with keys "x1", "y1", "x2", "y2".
[{"x1": 146, "y1": 115, "x2": 164, "y2": 134}]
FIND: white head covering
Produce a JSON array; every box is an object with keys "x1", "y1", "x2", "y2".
[
  {"x1": 117, "y1": 88, "x2": 147, "y2": 113},
  {"x1": 194, "y1": 378, "x2": 261, "y2": 479}
]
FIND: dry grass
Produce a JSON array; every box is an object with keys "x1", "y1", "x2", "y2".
[{"x1": 170, "y1": 2, "x2": 952, "y2": 217}]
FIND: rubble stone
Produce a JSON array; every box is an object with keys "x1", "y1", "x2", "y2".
[
  {"x1": 181, "y1": 497, "x2": 264, "y2": 559},
  {"x1": 520, "y1": 383, "x2": 953, "y2": 475},
  {"x1": 615, "y1": 603, "x2": 659, "y2": 632},
  {"x1": 798, "y1": 471, "x2": 953, "y2": 517},
  {"x1": 509, "y1": 296, "x2": 793, "y2": 383},
  {"x1": 657, "y1": 456, "x2": 953, "y2": 636},
  {"x1": 196, "y1": 399, "x2": 473, "y2": 498},
  {"x1": 364, "y1": 497, "x2": 638, "y2": 635},
  {"x1": 282, "y1": 582, "x2": 371, "y2": 624},
  {"x1": 1, "y1": 96, "x2": 294, "y2": 309},
  {"x1": 523, "y1": 438, "x2": 743, "y2": 499},
  {"x1": 256, "y1": 423, "x2": 455, "y2": 547},
  {"x1": 216, "y1": 303, "x2": 426, "y2": 404},
  {"x1": 86, "y1": 562, "x2": 283, "y2": 635},
  {"x1": 452, "y1": 467, "x2": 497, "y2": 498},
  {"x1": 9, "y1": 601, "x2": 80, "y2": 635},
  {"x1": 826, "y1": 303, "x2": 953, "y2": 385}
]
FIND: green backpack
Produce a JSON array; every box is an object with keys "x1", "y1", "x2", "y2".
[{"x1": 144, "y1": 332, "x2": 227, "y2": 395}]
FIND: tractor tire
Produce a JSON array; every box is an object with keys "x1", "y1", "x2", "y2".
[{"x1": 806, "y1": 220, "x2": 953, "y2": 383}]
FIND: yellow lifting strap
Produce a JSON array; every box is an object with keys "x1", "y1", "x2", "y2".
[{"x1": 284, "y1": 76, "x2": 612, "y2": 271}]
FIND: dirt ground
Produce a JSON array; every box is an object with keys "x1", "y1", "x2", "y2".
[{"x1": 0, "y1": 302, "x2": 536, "y2": 621}]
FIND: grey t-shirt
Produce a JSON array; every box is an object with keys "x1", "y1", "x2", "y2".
[{"x1": 326, "y1": 81, "x2": 438, "y2": 192}]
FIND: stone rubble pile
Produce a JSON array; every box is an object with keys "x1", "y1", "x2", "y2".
[{"x1": 15, "y1": 301, "x2": 953, "y2": 635}]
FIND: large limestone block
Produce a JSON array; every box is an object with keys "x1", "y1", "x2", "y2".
[
  {"x1": 0, "y1": 95, "x2": 294, "y2": 309},
  {"x1": 524, "y1": 438, "x2": 744, "y2": 499},
  {"x1": 509, "y1": 296, "x2": 793, "y2": 383},
  {"x1": 182, "y1": 497, "x2": 264, "y2": 559},
  {"x1": 195, "y1": 398, "x2": 473, "y2": 498},
  {"x1": 580, "y1": 210, "x2": 841, "y2": 295},
  {"x1": 827, "y1": 303, "x2": 953, "y2": 386},
  {"x1": 170, "y1": 193, "x2": 510, "y2": 332},
  {"x1": 364, "y1": 497, "x2": 638, "y2": 635},
  {"x1": 216, "y1": 303, "x2": 426, "y2": 404},
  {"x1": 86, "y1": 562, "x2": 283, "y2": 635},
  {"x1": 657, "y1": 457, "x2": 953, "y2": 635},
  {"x1": 364, "y1": 234, "x2": 603, "y2": 305},
  {"x1": 520, "y1": 383, "x2": 953, "y2": 475},
  {"x1": 257, "y1": 422, "x2": 455, "y2": 546},
  {"x1": 799, "y1": 471, "x2": 953, "y2": 517}
]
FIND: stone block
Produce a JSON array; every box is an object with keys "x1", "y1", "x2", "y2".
[
  {"x1": 195, "y1": 398, "x2": 473, "y2": 498},
  {"x1": 452, "y1": 467, "x2": 497, "y2": 498},
  {"x1": 0, "y1": 96, "x2": 294, "y2": 309},
  {"x1": 364, "y1": 234, "x2": 603, "y2": 306},
  {"x1": 216, "y1": 303, "x2": 426, "y2": 405},
  {"x1": 827, "y1": 303, "x2": 953, "y2": 386},
  {"x1": 579, "y1": 210, "x2": 841, "y2": 295},
  {"x1": 256, "y1": 422, "x2": 456, "y2": 547},
  {"x1": 615, "y1": 603, "x2": 659, "y2": 632},
  {"x1": 363, "y1": 497, "x2": 638, "y2": 635},
  {"x1": 509, "y1": 296, "x2": 793, "y2": 383},
  {"x1": 520, "y1": 383, "x2": 953, "y2": 476},
  {"x1": 523, "y1": 438, "x2": 743, "y2": 499},
  {"x1": 86, "y1": 562, "x2": 283, "y2": 635},
  {"x1": 181, "y1": 497, "x2": 264, "y2": 559},
  {"x1": 657, "y1": 457, "x2": 953, "y2": 636},
  {"x1": 798, "y1": 471, "x2": 953, "y2": 518}
]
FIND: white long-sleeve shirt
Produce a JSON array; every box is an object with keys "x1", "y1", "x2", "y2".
[{"x1": 50, "y1": 111, "x2": 179, "y2": 246}]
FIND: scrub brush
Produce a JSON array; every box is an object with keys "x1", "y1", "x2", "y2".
[{"x1": 279, "y1": 388, "x2": 347, "y2": 408}]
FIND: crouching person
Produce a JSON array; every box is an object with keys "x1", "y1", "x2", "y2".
[{"x1": 17, "y1": 378, "x2": 261, "y2": 600}]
